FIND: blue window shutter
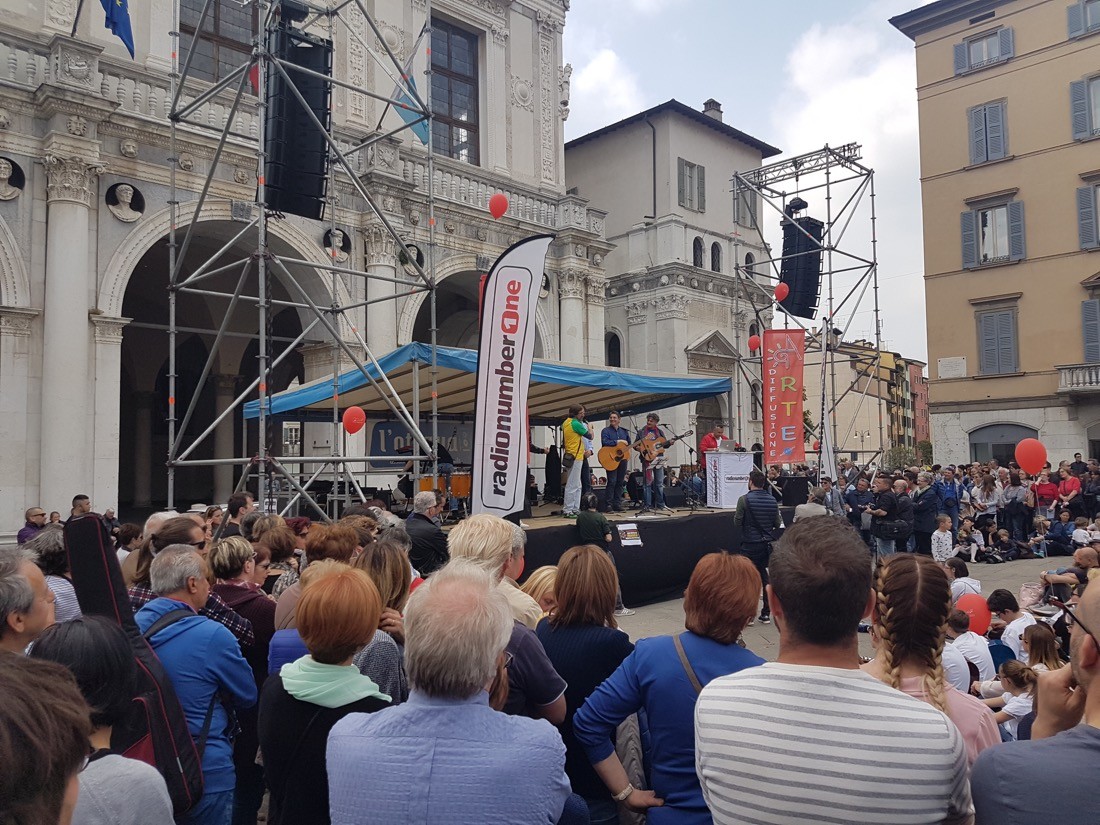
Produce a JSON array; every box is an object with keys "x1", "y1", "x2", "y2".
[
  {"x1": 1069, "y1": 2, "x2": 1086, "y2": 38},
  {"x1": 979, "y1": 312, "x2": 999, "y2": 374},
  {"x1": 1007, "y1": 201, "x2": 1026, "y2": 261},
  {"x1": 1080, "y1": 186, "x2": 1099, "y2": 250},
  {"x1": 697, "y1": 164, "x2": 706, "y2": 212},
  {"x1": 968, "y1": 106, "x2": 987, "y2": 164},
  {"x1": 999, "y1": 28, "x2": 1015, "y2": 60},
  {"x1": 961, "y1": 210, "x2": 978, "y2": 269},
  {"x1": 1071, "y1": 80, "x2": 1090, "y2": 140},
  {"x1": 954, "y1": 43, "x2": 968, "y2": 75},
  {"x1": 1083, "y1": 299, "x2": 1100, "y2": 363},
  {"x1": 996, "y1": 311, "x2": 1017, "y2": 373},
  {"x1": 986, "y1": 102, "x2": 1006, "y2": 160}
]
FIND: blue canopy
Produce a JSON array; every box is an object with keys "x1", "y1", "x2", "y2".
[{"x1": 244, "y1": 342, "x2": 731, "y2": 426}]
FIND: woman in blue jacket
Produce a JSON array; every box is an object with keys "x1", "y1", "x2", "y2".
[{"x1": 572, "y1": 553, "x2": 764, "y2": 824}]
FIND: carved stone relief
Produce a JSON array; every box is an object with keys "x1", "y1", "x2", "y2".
[
  {"x1": 106, "y1": 183, "x2": 143, "y2": 222},
  {"x1": 44, "y1": 155, "x2": 103, "y2": 207},
  {"x1": 119, "y1": 139, "x2": 138, "y2": 158}
]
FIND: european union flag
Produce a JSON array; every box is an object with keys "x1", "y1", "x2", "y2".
[{"x1": 100, "y1": 0, "x2": 135, "y2": 59}]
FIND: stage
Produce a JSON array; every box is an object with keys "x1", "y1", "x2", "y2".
[{"x1": 517, "y1": 502, "x2": 795, "y2": 606}]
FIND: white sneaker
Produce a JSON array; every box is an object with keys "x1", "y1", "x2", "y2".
[{"x1": 614, "y1": 608, "x2": 636, "y2": 617}]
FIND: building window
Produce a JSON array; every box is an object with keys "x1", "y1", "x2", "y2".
[
  {"x1": 431, "y1": 19, "x2": 479, "y2": 165},
  {"x1": 711, "y1": 242, "x2": 722, "y2": 272},
  {"x1": 961, "y1": 201, "x2": 1025, "y2": 268},
  {"x1": 735, "y1": 188, "x2": 756, "y2": 227},
  {"x1": 977, "y1": 308, "x2": 1018, "y2": 375},
  {"x1": 1083, "y1": 299, "x2": 1100, "y2": 362},
  {"x1": 606, "y1": 332, "x2": 622, "y2": 367},
  {"x1": 750, "y1": 381, "x2": 761, "y2": 421},
  {"x1": 953, "y1": 28, "x2": 1014, "y2": 74},
  {"x1": 1069, "y1": 0, "x2": 1100, "y2": 38},
  {"x1": 967, "y1": 101, "x2": 1007, "y2": 164},
  {"x1": 692, "y1": 236, "x2": 705, "y2": 268},
  {"x1": 179, "y1": 0, "x2": 256, "y2": 84},
  {"x1": 969, "y1": 423, "x2": 1036, "y2": 465},
  {"x1": 1071, "y1": 76, "x2": 1100, "y2": 140},
  {"x1": 744, "y1": 252, "x2": 756, "y2": 279},
  {"x1": 1079, "y1": 185, "x2": 1100, "y2": 249},
  {"x1": 678, "y1": 158, "x2": 706, "y2": 212}
]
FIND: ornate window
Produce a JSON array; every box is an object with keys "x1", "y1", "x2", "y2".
[
  {"x1": 750, "y1": 381, "x2": 761, "y2": 421},
  {"x1": 711, "y1": 242, "x2": 722, "y2": 272},
  {"x1": 179, "y1": 0, "x2": 256, "y2": 85},
  {"x1": 692, "y1": 237, "x2": 704, "y2": 268},
  {"x1": 606, "y1": 332, "x2": 622, "y2": 367},
  {"x1": 431, "y1": 19, "x2": 480, "y2": 165}
]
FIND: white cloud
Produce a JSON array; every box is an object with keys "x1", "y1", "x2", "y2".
[
  {"x1": 568, "y1": 48, "x2": 645, "y2": 137},
  {"x1": 769, "y1": 12, "x2": 926, "y2": 362}
]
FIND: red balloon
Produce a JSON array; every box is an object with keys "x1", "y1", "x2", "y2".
[
  {"x1": 957, "y1": 593, "x2": 992, "y2": 636},
  {"x1": 774, "y1": 282, "x2": 790, "y2": 302},
  {"x1": 813, "y1": 440, "x2": 821, "y2": 451},
  {"x1": 342, "y1": 406, "x2": 366, "y2": 435},
  {"x1": 489, "y1": 193, "x2": 509, "y2": 219},
  {"x1": 747, "y1": 335, "x2": 761, "y2": 352},
  {"x1": 1014, "y1": 438, "x2": 1047, "y2": 476}
]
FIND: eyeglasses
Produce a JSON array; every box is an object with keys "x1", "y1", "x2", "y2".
[
  {"x1": 1050, "y1": 599, "x2": 1100, "y2": 649},
  {"x1": 190, "y1": 540, "x2": 207, "y2": 550},
  {"x1": 502, "y1": 651, "x2": 514, "y2": 669}
]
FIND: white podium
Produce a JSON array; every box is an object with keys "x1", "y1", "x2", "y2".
[{"x1": 705, "y1": 452, "x2": 752, "y2": 509}]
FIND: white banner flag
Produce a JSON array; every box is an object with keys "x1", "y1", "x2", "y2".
[{"x1": 471, "y1": 235, "x2": 554, "y2": 519}]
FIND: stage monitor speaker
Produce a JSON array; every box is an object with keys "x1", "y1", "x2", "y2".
[
  {"x1": 778, "y1": 215, "x2": 824, "y2": 320},
  {"x1": 264, "y1": 25, "x2": 332, "y2": 221}
]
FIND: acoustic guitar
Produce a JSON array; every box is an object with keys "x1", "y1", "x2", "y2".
[{"x1": 598, "y1": 429, "x2": 693, "y2": 471}]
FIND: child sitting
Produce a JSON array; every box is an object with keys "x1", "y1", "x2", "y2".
[
  {"x1": 519, "y1": 565, "x2": 557, "y2": 618},
  {"x1": 979, "y1": 660, "x2": 1037, "y2": 741},
  {"x1": 955, "y1": 527, "x2": 981, "y2": 563},
  {"x1": 1072, "y1": 516, "x2": 1092, "y2": 548}
]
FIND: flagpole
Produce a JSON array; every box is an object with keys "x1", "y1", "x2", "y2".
[{"x1": 70, "y1": 0, "x2": 85, "y2": 37}]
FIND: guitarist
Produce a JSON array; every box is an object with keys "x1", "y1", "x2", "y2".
[
  {"x1": 601, "y1": 412, "x2": 631, "y2": 512},
  {"x1": 635, "y1": 413, "x2": 672, "y2": 512}
]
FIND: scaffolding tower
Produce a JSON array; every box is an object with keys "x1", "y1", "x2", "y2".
[
  {"x1": 729, "y1": 144, "x2": 888, "y2": 471},
  {"x1": 165, "y1": 0, "x2": 443, "y2": 519}
]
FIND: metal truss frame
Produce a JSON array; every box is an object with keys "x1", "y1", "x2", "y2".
[
  {"x1": 728, "y1": 144, "x2": 888, "y2": 471},
  {"x1": 165, "y1": 0, "x2": 443, "y2": 519}
]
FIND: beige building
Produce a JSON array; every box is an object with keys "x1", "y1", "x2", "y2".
[
  {"x1": 564, "y1": 99, "x2": 779, "y2": 452},
  {"x1": 891, "y1": 0, "x2": 1100, "y2": 466},
  {"x1": 802, "y1": 339, "x2": 928, "y2": 464}
]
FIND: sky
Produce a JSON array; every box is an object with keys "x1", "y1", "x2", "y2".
[{"x1": 563, "y1": 0, "x2": 932, "y2": 362}]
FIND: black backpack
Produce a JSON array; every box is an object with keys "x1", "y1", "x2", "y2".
[{"x1": 65, "y1": 514, "x2": 206, "y2": 816}]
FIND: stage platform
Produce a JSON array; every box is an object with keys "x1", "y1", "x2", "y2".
[{"x1": 516, "y1": 502, "x2": 795, "y2": 606}]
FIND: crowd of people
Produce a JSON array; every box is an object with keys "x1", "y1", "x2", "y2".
[{"x1": 2, "y1": 460, "x2": 1098, "y2": 825}]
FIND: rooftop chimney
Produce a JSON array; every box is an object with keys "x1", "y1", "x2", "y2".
[{"x1": 702, "y1": 99, "x2": 723, "y2": 122}]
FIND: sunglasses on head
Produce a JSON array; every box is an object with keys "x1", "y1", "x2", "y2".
[{"x1": 1049, "y1": 598, "x2": 1100, "y2": 649}]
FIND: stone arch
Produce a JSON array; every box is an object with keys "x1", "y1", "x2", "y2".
[
  {"x1": 0, "y1": 214, "x2": 31, "y2": 308},
  {"x1": 98, "y1": 202, "x2": 354, "y2": 319}
]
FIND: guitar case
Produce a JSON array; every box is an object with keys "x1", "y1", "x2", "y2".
[{"x1": 64, "y1": 513, "x2": 206, "y2": 815}]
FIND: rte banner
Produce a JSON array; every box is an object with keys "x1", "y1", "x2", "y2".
[
  {"x1": 471, "y1": 234, "x2": 554, "y2": 518},
  {"x1": 763, "y1": 328, "x2": 806, "y2": 465}
]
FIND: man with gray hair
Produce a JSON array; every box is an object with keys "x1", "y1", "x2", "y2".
[
  {"x1": 0, "y1": 545, "x2": 55, "y2": 653},
  {"x1": 135, "y1": 546, "x2": 256, "y2": 825},
  {"x1": 406, "y1": 490, "x2": 449, "y2": 576},
  {"x1": 328, "y1": 561, "x2": 572, "y2": 824}
]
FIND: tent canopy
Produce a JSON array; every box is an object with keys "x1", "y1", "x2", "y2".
[{"x1": 243, "y1": 342, "x2": 731, "y2": 425}]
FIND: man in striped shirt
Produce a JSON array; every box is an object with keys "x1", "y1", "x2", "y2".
[{"x1": 695, "y1": 516, "x2": 974, "y2": 825}]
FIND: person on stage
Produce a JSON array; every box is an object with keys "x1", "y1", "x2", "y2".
[
  {"x1": 601, "y1": 413, "x2": 630, "y2": 513},
  {"x1": 635, "y1": 413, "x2": 671, "y2": 512},
  {"x1": 562, "y1": 405, "x2": 590, "y2": 517},
  {"x1": 699, "y1": 423, "x2": 726, "y2": 458}
]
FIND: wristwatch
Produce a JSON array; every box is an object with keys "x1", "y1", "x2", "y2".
[{"x1": 612, "y1": 783, "x2": 635, "y2": 803}]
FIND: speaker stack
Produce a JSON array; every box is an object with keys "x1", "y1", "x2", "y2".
[
  {"x1": 777, "y1": 203, "x2": 824, "y2": 320},
  {"x1": 263, "y1": 9, "x2": 333, "y2": 221}
]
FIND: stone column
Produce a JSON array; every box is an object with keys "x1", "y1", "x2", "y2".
[
  {"x1": 213, "y1": 375, "x2": 238, "y2": 503},
  {"x1": 40, "y1": 155, "x2": 101, "y2": 512},
  {"x1": 364, "y1": 225, "x2": 398, "y2": 353},
  {"x1": 486, "y1": 24, "x2": 509, "y2": 176},
  {"x1": 0, "y1": 308, "x2": 39, "y2": 542},
  {"x1": 625, "y1": 299, "x2": 650, "y2": 370},
  {"x1": 558, "y1": 269, "x2": 585, "y2": 363},
  {"x1": 656, "y1": 294, "x2": 691, "y2": 438},
  {"x1": 132, "y1": 392, "x2": 155, "y2": 507},
  {"x1": 585, "y1": 273, "x2": 607, "y2": 366},
  {"x1": 91, "y1": 315, "x2": 129, "y2": 513}
]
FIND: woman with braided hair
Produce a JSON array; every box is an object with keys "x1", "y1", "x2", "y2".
[{"x1": 862, "y1": 553, "x2": 999, "y2": 766}]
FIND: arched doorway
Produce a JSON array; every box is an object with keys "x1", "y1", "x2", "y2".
[
  {"x1": 968, "y1": 423, "x2": 1037, "y2": 466},
  {"x1": 412, "y1": 270, "x2": 543, "y2": 355},
  {"x1": 118, "y1": 222, "x2": 317, "y2": 508}
]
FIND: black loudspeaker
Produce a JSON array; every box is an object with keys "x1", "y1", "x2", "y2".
[
  {"x1": 779, "y1": 476, "x2": 811, "y2": 507},
  {"x1": 778, "y1": 215, "x2": 824, "y2": 319},
  {"x1": 264, "y1": 24, "x2": 332, "y2": 220}
]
